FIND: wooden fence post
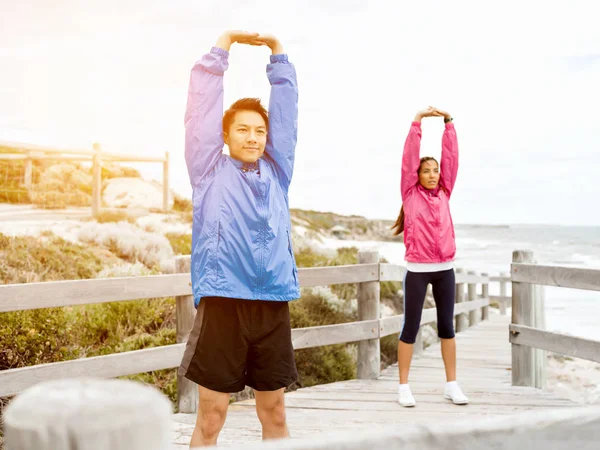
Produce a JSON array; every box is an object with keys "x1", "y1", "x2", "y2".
[
  {"x1": 534, "y1": 278, "x2": 547, "y2": 389},
  {"x1": 455, "y1": 268, "x2": 467, "y2": 332},
  {"x1": 357, "y1": 250, "x2": 380, "y2": 380},
  {"x1": 23, "y1": 150, "x2": 33, "y2": 197},
  {"x1": 499, "y1": 272, "x2": 508, "y2": 315},
  {"x1": 4, "y1": 378, "x2": 172, "y2": 450},
  {"x1": 92, "y1": 142, "x2": 102, "y2": 219},
  {"x1": 175, "y1": 256, "x2": 197, "y2": 413},
  {"x1": 163, "y1": 151, "x2": 170, "y2": 212},
  {"x1": 511, "y1": 250, "x2": 545, "y2": 388},
  {"x1": 468, "y1": 270, "x2": 478, "y2": 326},
  {"x1": 413, "y1": 327, "x2": 424, "y2": 355},
  {"x1": 481, "y1": 272, "x2": 489, "y2": 321}
]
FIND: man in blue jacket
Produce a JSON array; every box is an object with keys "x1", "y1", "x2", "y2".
[{"x1": 178, "y1": 30, "x2": 300, "y2": 447}]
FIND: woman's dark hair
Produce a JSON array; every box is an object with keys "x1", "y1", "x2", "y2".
[
  {"x1": 391, "y1": 156, "x2": 439, "y2": 236},
  {"x1": 222, "y1": 98, "x2": 269, "y2": 133}
]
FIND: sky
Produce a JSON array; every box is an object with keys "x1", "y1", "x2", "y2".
[{"x1": 1, "y1": 0, "x2": 599, "y2": 225}]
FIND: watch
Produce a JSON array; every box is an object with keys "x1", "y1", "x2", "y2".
[{"x1": 444, "y1": 117, "x2": 453, "y2": 124}]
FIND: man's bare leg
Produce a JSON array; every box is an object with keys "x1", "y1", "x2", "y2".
[
  {"x1": 189, "y1": 386, "x2": 230, "y2": 447},
  {"x1": 254, "y1": 388, "x2": 289, "y2": 440}
]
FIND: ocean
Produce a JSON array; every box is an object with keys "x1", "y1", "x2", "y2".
[{"x1": 318, "y1": 225, "x2": 600, "y2": 341}]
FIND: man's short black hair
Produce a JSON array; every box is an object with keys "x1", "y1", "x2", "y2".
[{"x1": 223, "y1": 98, "x2": 269, "y2": 133}]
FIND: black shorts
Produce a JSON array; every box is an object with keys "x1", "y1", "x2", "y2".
[{"x1": 178, "y1": 296, "x2": 299, "y2": 393}]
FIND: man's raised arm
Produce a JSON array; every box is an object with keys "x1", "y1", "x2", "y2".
[
  {"x1": 184, "y1": 31, "x2": 259, "y2": 187},
  {"x1": 260, "y1": 35, "x2": 298, "y2": 192}
]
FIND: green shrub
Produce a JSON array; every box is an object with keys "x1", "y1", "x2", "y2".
[
  {"x1": 294, "y1": 247, "x2": 330, "y2": 268},
  {"x1": 295, "y1": 345, "x2": 355, "y2": 387},
  {"x1": 290, "y1": 287, "x2": 357, "y2": 387},
  {"x1": 0, "y1": 233, "x2": 177, "y2": 416},
  {"x1": 380, "y1": 335, "x2": 399, "y2": 367},
  {"x1": 74, "y1": 298, "x2": 176, "y2": 353},
  {"x1": 166, "y1": 233, "x2": 192, "y2": 255},
  {"x1": 290, "y1": 209, "x2": 338, "y2": 232},
  {"x1": 101, "y1": 163, "x2": 141, "y2": 179},
  {"x1": 173, "y1": 195, "x2": 193, "y2": 213},
  {"x1": 95, "y1": 210, "x2": 136, "y2": 224},
  {"x1": 0, "y1": 307, "x2": 79, "y2": 370},
  {"x1": 0, "y1": 233, "x2": 105, "y2": 283}
]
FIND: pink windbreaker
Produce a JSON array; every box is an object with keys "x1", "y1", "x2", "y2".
[{"x1": 401, "y1": 121, "x2": 459, "y2": 263}]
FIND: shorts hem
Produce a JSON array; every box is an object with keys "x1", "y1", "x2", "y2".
[
  {"x1": 438, "y1": 333, "x2": 456, "y2": 340},
  {"x1": 399, "y1": 335, "x2": 416, "y2": 344},
  {"x1": 247, "y1": 376, "x2": 299, "y2": 392},
  {"x1": 183, "y1": 373, "x2": 247, "y2": 393}
]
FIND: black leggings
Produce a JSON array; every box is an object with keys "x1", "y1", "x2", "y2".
[{"x1": 399, "y1": 269, "x2": 456, "y2": 344}]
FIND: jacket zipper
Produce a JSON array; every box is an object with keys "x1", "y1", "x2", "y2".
[
  {"x1": 287, "y1": 228, "x2": 297, "y2": 284},
  {"x1": 248, "y1": 172, "x2": 266, "y2": 295}
]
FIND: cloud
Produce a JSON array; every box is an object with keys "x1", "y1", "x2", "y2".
[{"x1": 0, "y1": 0, "x2": 599, "y2": 225}]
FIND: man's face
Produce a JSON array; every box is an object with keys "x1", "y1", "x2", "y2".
[{"x1": 224, "y1": 110, "x2": 267, "y2": 163}]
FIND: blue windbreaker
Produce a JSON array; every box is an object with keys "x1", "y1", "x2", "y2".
[{"x1": 184, "y1": 47, "x2": 300, "y2": 306}]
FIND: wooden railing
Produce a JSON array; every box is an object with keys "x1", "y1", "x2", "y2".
[
  {"x1": 0, "y1": 139, "x2": 170, "y2": 216},
  {"x1": 510, "y1": 250, "x2": 600, "y2": 388},
  {"x1": 0, "y1": 250, "x2": 500, "y2": 413}
]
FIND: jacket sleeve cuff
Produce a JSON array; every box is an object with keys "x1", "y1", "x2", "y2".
[
  {"x1": 411, "y1": 121, "x2": 422, "y2": 127},
  {"x1": 270, "y1": 54, "x2": 289, "y2": 63},
  {"x1": 445, "y1": 122, "x2": 455, "y2": 130},
  {"x1": 210, "y1": 46, "x2": 230, "y2": 58}
]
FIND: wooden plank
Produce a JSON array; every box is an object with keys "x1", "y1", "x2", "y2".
[
  {"x1": 0, "y1": 140, "x2": 166, "y2": 161},
  {"x1": 380, "y1": 300, "x2": 488, "y2": 337},
  {"x1": 457, "y1": 272, "x2": 489, "y2": 284},
  {"x1": 489, "y1": 275, "x2": 510, "y2": 282},
  {"x1": 512, "y1": 263, "x2": 600, "y2": 292},
  {"x1": 510, "y1": 324, "x2": 600, "y2": 364},
  {"x1": 379, "y1": 263, "x2": 405, "y2": 282},
  {"x1": 0, "y1": 154, "x2": 93, "y2": 161},
  {"x1": 292, "y1": 320, "x2": 379, "y2": 350},
  {"x1": 242, "y1": 397, "x2": 572, "y2": 412},
  {"x1": 357, "y1": 251, "x2": 381, "y2": 379},
  {"x1": 0, "y1": 262, "x2": 497, "y2": 313},
  {"x1": 298, "y1": 263, "x2": 379, "y2": 287},
  {"x1": 100, "y1": 154, "x2": 167, "y2": 163},
  {"x1": 223, "y1": 404, "x2": 600, "y2": 450},
  {"x1": 379, "y1": 264, "x2": 490, "y2": 284},
  {"x1": 0, "y1": 274, "x2": 192, "y2": 312},
  {"x1": 379, "y1": 314, "x2": 403, "y2": 337},
  {"x1": 380, "y1": 308, "x2": 436, "y2": 337},
  {"x1": 0, "y1": 139, "x2": 97, "y2": 156},
  {"x1": 284, "y1": 391, "x2": 574, "y2": 407},
  {"x1": 0, "y1": 319, "x2": 380, "y2": 398},
  {"x1": 454, "y1": 298, "x2": 489, "y2": 316},
  {"x1": 0, "y1": 344, "x2": 185, "y2": 397}
]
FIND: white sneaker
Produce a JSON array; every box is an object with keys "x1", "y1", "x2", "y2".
[
  {"x1": 398, "y1": 385, "x2": 416, "y2": 407},
  {"x1": 444, "y1": 382, "x2": 469, "y2": 405}
]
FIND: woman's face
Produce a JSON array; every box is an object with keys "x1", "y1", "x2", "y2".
[{"x1": 418, "y1": 160, "x2": 440, "y2": 190}]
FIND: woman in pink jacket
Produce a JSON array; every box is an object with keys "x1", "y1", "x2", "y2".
[{"x1": 391, "y1": 106, "x2": 468, "y2": 407}]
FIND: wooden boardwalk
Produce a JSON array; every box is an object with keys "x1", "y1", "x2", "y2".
[{"x1": 170, "y1": 313, "x2": 578, "y2": 448}]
